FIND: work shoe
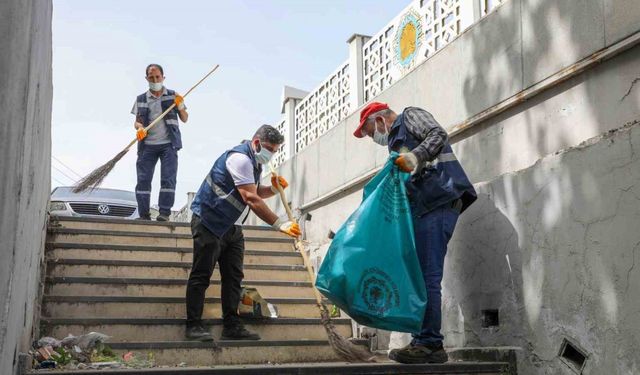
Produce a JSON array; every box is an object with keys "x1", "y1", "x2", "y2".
[
  {"x1": 185, "y1": 325, "x2": 214, "y2": 342},
  {"x1": 221, "y1": 324, "x2": 261, "y2": 340},
  {"x1": 388, "y1": 342, "x2": 448, "y2": 364},
  {"x1": 156, "y1": 214, "x2": 170, "y2": 222},
  {"x1": 136, "y1": 215, "x2": 150, "y2": 220}
]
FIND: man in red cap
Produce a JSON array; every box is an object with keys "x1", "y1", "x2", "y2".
[{"x1": 354, "y1": 102, "x2": 477, "y2": 364}]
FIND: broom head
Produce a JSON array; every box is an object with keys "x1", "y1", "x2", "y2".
[{"x1": 72, "y1": 148, "x2": 129, "y2": 193}]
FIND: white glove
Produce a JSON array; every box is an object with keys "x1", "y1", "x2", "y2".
[{"x1": 395, "y1": 152, "x2": 418, "y2": 173}]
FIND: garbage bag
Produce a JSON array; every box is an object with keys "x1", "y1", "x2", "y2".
[{"x1": 315, "y1": 153, "x2": 427, "y2": 333}]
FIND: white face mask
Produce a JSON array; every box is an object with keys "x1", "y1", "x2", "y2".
[
  {"x1": 255, "y1": 142, "x2": 274, "y2": 165},
  {"x1": 372, "y1": 121, "x2": 389, "y2": 146},
  {"x1": 149, "y1": 81, "x2": 163, "y2": 91}
]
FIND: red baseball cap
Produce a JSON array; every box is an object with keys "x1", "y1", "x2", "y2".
[{"x1": 354, "y1": 102, "x2": 389, "y2": 138}]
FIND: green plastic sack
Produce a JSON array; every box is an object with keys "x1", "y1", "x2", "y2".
[{"x1": 315, "y1": 153, "x2": 427, "y2": 333}]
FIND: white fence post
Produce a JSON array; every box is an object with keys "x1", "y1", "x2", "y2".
[
  {"x1": 347, "y1": 34, "x2": 371, "y2": 109},
  {"x1": 274, "y1": 86, "x2": 308, "y2": 169}
]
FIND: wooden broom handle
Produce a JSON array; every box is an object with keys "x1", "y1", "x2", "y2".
[{"x1": 269, "y1": 165, "x2": 325, "y2": 306}]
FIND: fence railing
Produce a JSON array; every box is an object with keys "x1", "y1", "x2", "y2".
[
  {"x1": 271, "y1": 0, "x2": 505, "y2": 169},
  {"x1": 294, "y1": 61, "x2": 351, "y2": 153}
]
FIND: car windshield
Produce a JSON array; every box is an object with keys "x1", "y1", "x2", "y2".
[{"x1": 52, "y1": 187, "x2": 136, "y2": 201}]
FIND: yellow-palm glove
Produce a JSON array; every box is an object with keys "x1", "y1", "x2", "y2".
[
  {"x1": 174, "y1": 94, "x2": 185, "y2": 110},
  {"x1": 272, "y1": 219, "x2": 301, "y2": 238},
  {"x1": 136, "y1": 128, "x2": 147, "y2": 141},
  {"x1": 270, "y1": 176, "x2": 289, "y2": 193}
]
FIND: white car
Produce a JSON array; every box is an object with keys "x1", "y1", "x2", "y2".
[{"x1": 49, "y1": 186, "x2": 139, "y2": 219}]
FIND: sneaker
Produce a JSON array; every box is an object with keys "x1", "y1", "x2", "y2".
[
  {"x1": 388, "y1": 342, "x2": 448, "y2": 364},
  {"x1": 221, "y1": 324, "x2": 261, "y2": 340},
  {"x1": 156, "y1": 214, "x2": 170, "y2": 222},
  {"x1": 185, "y1": 325, "x2": 214, "y2": 342}
]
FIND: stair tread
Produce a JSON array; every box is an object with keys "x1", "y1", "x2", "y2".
[
  {"x1": 26, "y1": 360, "x2": 510, "y2": 374},
  {"x1": 47, "y1": 258, "x2": 305, "y2": 270},
  {"x1": 43, "y1": 295, "x2": 324, "y2": 303},
  {"x1": 50, "y1": 215, "x2": 276, "y2": 231},
  {"x1": 49, "y1": 227, "x2": 293, "y2": 242},
  {"x1": 46, "y1": 276, "x2": 312, "y2": 287},
  {"x1": 47, "y1": 242, "x2": 300, "y2": 257},
  {"x1": 41, "y1": 317, "x2": 350, "y2": 325},
  {"x1": 108, "y1": 339, "x2": 368, "y2": 349}
]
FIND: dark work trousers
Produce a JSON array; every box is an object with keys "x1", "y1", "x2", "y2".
[
  {"x1": 411, "y1": 200, "x2": 460, "y2": 346},
  {"x1": 135, "y1": 143, "x2": 178, "y2": 217},
  {"x1": 186, "y1": 214, "x2": 245, "y2": 328}
]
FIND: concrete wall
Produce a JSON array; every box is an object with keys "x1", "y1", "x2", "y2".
[
  {"x1": 442, "y1": 119, "x2": 640, "y2": 374},
  {"x1": 249, "y1": 0, "x2": 640, "y2": 373},
  {"x1": 0, "y1": 1, "x2": 53, "y2": 374}
]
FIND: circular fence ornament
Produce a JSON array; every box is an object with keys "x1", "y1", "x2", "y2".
[{"x1": 393, "y1": 9, "x2": 423, "y2": 71}]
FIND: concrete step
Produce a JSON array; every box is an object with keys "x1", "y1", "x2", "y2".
[
  {"x1": 42, "y1": 296, "x2": 324, "y2": 319},
  {"x1": 48, "y1": 228, "x2": 295, "y2": 251},
  {"x1": 47, "y1": 259, "x2": 309, "y2": 281},
  {"x1": 26, "y1": 361, "x2": 510, "y2": 374},
  {"x1": 102, "y1": 339, "x2": 370, "y2": 366},
  {"x1": 45, "y1": 277, "x2": 315, "y2": 298},
  {"x1": 49, "y1": 216, "x2": 288, "y2": 239},
  {"x1": 40, "y1": 317, "x2": 352, "y2": 342},
  {"x1": 46, "y1": 243, "x2": 304, "y2": 265}
]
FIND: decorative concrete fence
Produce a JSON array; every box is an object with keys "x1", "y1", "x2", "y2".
[{"x1": 271, "y1": 0, "x2": 505, "y2": 169}]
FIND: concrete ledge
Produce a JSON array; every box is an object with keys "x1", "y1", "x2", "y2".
[
  {"x1": 46, "y1": 276, "x2": 312, "y2": 287},
  {"x1": 448, "y1": 347, "x2": 520, "y2": 375},
  {"x1": 25, "y1": 361, "x2": 509, "y2": 374}
]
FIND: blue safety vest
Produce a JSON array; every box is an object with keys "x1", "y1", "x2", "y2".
[
  {"x1": 191, "y1": 142, "x2": 262, "y2": 237},
  {"x1": 135, "y1": 89, "x2": 182, "y2": 150},
  {"x1": 388, "y1": 109, "x2": 477, "y2": 217}
]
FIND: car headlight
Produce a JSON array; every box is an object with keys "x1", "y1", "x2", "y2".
[{"x1": 49, "y1": 201, "x2": 67, "y2": 211}]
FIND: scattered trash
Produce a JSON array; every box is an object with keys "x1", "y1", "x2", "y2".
[
  {"x1": 330, "y1": 304, "x2": 341, "y2": 318},
  {"x1": 178, "y1": 362, "x2": 187, "y2": 367},
  {"x1": 238, "y1": 287, "x2": 279, "y2": 318},
  {"x1": 89, "y1": 361, "x2": 122, "y2": 369},
  {"x1": 31, "y1": 331, "x2": 118, "y2": 370},
  {"x1": 61, "y1": 332, "x2": 110, "y2": 352},
  {"x1": 37, "y1": 337, "x2": 62, "y2": 349},
  {"x1": 38, "y1": 360, "x2": 56, "y2": 369},
  {"x1": 122, "y1": 351, "x2": 135, "y2": 362}
]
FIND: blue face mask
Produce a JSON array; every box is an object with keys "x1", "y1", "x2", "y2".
[{"x1": 255, "y1": 142, "x2": 274, "y2": 165}]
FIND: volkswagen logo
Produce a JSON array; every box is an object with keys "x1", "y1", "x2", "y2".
[{"x1": 97, "y1": 204, "x2": 110, "y2": 215}]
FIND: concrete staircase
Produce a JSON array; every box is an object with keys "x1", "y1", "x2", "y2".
[{"x1": 37, "y1": 216, "x2": 511, "y2": 374}]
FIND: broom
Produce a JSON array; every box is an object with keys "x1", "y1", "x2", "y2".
[
  {"x1": 73, "y1": 64, "x2": 220, "y2": 193},
  {"x1": 269, "y1": 164, "x2": 376, "y2": 363}
]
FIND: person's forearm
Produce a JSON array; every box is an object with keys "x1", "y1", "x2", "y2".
[
  {"x1": 179, "y1": 109, "x2": 188, "y2": 123},
  {"x1": 257, "y1": 185, "x2": 276, "y2": 198},
  {"x1": 245, "y1": 193, "x2": 278, "y2": 225},
  {"x1": 134, "y1": 121, "x2": 144, "y2": 129}
]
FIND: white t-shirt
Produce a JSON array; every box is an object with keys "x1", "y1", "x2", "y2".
[
  {"x1": 226, "y1": 152, "x2": 255, "y2": 225},
  {"x1": 225, "y1": 152, "x2": 256, "y2": 186}
]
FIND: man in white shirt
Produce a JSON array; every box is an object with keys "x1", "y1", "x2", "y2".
[{"x1": 185, "y1": 125, "x2": 299, "y2": 341}]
